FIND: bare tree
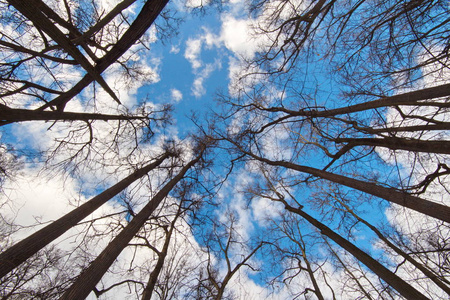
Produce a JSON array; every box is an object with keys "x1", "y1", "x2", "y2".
[
  {"x1": 0, "y1": 150, "x2": 174, "y2": 278},
  {"x1": 60, "y1": 142, "x2": 208, "y2": 299},
  {"x1": 249, "y1": 177, "x2": 429, "y2": 299},
  {"x1": 247, "y1": 0, "x2": 449, "y2": 92},
  {"x1": 1, "y1": 0, "x2": 169, "y2": 111},
  {"x1": 1, "y1": 0, "x2": 449, "y2": 298},
  {"x1": 268, "y1": 213, "x2": 328, "y2": 300},
  {"x1": 188, "y1": 209, "x2": 264, "y2": 300},
  {"x1": 0, "y1": 0, "x2": 175, "y2": 176}
]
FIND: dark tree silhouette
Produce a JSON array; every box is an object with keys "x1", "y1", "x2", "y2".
[{"x1": 0, "y1": 0, "x2": 449, "y2": 298}]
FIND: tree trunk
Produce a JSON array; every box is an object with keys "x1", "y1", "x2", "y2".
[
  {"x1": 367, "y1": 123, "x2": 450, "y2": 134},
  {"x1": 141, "y1": 201, "x2": 185, "y2": 300},
  {"x1": 261, "y1": 83, "x2": 450, "y2": 118},
  {"x1": 285, "y1": 204, "x2": 430, "y2": 300},
  {"x1": 0, "y1": 153, "x2": 170, "y2": 278},
  {"x1": 141, "y1": 226, "x2": 173, "y2": 300},
  {"x1": 336, "y1": 198, "x2": 450, "y2": 295},
  {"x1": 300, "y1": 243, "x2": 325, "y2": 300},
  {"x1": 0, "y1": 107, "x2": 146, "y2": 125},
  {"x1": 60, "y1": 152, "x2": 203, "y2": 300},
  {"x1": 39, "y1": 0, "x2": 170, "y2": 111},
  {"x1": 313, "y1": 83, "x2": 450, "y2": 117},
  {"x1": 334, "y1": 137, "x2": 450, "y2": 154},
  {"x1": 246, "y1": 152, "x2": 450, "y2": 223}
]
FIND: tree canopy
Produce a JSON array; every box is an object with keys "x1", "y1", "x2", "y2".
[{"x1": 0, "y1": 0, "x2": 449, "y2": 299}]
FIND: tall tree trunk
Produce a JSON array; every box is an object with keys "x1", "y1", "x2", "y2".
[
  {"x1": 245, "y1": 151, "x2": 450, "y2": 223},
  {"x1": 0, "y1": 153, "x2": 170, "y2": 278},
  {"x1": 39, "y1": 0, "x2": 170, "y2": 111},
  {"x1": 60, "y1": 152, "x2": 203, "y2": 300},
  {"x1": 285, "y1": 204, "x2": 430, "y2": 300},
  {"x1": 141, "y1": 222, "x2": 175, "y2": 300},
  {"x1": 335, "y1": 197, "x2": 450, "y2": 295},
  {"x1": 260, "y1": 83, "x2": 450, "y2": 118},
  {"x1": 334, "y1": 137, "x2": 450, "y2": 154},
  {"x1": 141, "y1": 200, "x2": 185, "y2": 300},
  {"x1": 7, "y1": 0, "x2": 120, "y2": 104},
  {"x1": 361, "y1": 123, "x2": 450, "y2": 135},
  {"x1": 0, "y1": 107, "x2": 147, "y2": 125},
  {"x1": 298, "y1": 239, "x2": 325, "y2": 300}
]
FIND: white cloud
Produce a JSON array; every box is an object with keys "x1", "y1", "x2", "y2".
[
  {"x1": 191, "y1": 60, "x2": 222, "y2": 98},
  {"x1": 220, "y1": 15, "x2": 258, "y2": 59},
  {"x1": 170, "y1": 88, "x2": 183, "y2": 102},
  {"x1": 3, "y1": 167, "x2": 80, "y2": 236},
  {"x1": 185, "y1": 0, "x2": 211, "y2": 8},
  {"x1": 184, "y1": 38, "x2": 203, "y2": 70},
  {"x1": 260, "y1": 123, "x2": 291, "y2": 160},
  {"x1": 180, "y1": 19, "x2": 269, "y2": 98},
  {"x1": 192, "y1": 76, "x2": 206, "y2": 98},
  {"x1": 216, "y1": 0, "x2": 312, "y2": 95},
  {"x1": 203, "y1": 29, "x2": 221, "y2": 49},
  {"x1": 170, "y1": 45, "x2": 180, "y2": 54},
  {"x1": 251, "y1": 196, "x2": 283, "y2": 225},
  {"x1": 183, "y1": 29, "x2": 225, "y2": 98}
]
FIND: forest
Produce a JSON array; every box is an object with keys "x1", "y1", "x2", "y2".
[{"x1": 0, "y1": 0, "x2": 449, "y2": 299}]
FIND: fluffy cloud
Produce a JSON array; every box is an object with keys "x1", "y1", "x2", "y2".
[
  {"x1": 220, "y1": 15, "x2": 259, "y2": 60},
  {"x1": 185, "y1": 0, "x2": 211, "y2": 8},
  {"x1": 170, "y1": 45, "x2": 180, "y2": 54},
  {"x1": 184, "y1": 38, "x2": 203, "y2": 70},
  {"x1": 184, "y1": 35, "x2": 224, "y2": 98},
  {"x1": 170, "y1": 88, "x2": 183, "y2": 102},
  {"x1": 191, "y1": 61, "x2": 221, "y2": 97},
  {"x1": 251, "y1": 196, "x2": 283, "y2": 225},
  {"x1": 3, "y1": 167, "x2": 81, "y2": 237},
  {"x1": 182, "y1": 14, "x2": 270, "y2": 98}
]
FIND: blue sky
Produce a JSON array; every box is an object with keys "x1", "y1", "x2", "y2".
[
  {"x1": 2, "y1": 0, "x2": 449, "y2": 298},
  {"x1": 142, "y1": 6, "x2": 232, "y2": 134},
  {"x1": 142, "y1": 5, "x2": 424, "y2": 293}
]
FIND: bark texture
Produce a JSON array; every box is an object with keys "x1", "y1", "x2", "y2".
[
  {"x1": 0, "y1": 153, "x2": 170, "y2": 278},
  {"x1": 60, "y1": 153, "x2": 203, "y2": 300},
  {"x1": 285, "y1": 204, "x2": 430, "y2": 300}
]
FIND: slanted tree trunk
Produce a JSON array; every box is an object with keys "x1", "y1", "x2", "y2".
[
  {"x1": 140, "y1": 230, "x2": 172, "y2": 300},
  {"x1": 0, "y1": 107, "x2": 147, "y2": 125},
  {"x1": 297, "y1": 235, "x2": 325, "y2": 300},
  {"x1": 40, "y1": 0, "x2": 170, "y2": 111},
  {"x1": 243, "y1": 150, "x2": 450, "y2": 223},
  {"x1": 334, "y1": 195, "x2": 450, "y2": 295},
  {"x1": 367, "y1": 123, "x2": 450, "y2": 134},
  {"x1": 60, "y1": 151, "x2": 204, "y2": 300},
  {"x1": 0, "y1": 153, "x2": 171, "y2": 278},
  {"x1": 140, "y1": 196, "x2": 187, "y2": 300},
  {"x1": 284, "y1": 204, "x2": 430, "y2": 300},
  {"x1": 333, "y1": 137, "x2": 450, "y2": 155},
  {"x1": 141, "y1": 217, "x2": 176, "y2": 300},
  {"x1": 258, "y1": 83, "x2": 450, "y2": 118}
]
